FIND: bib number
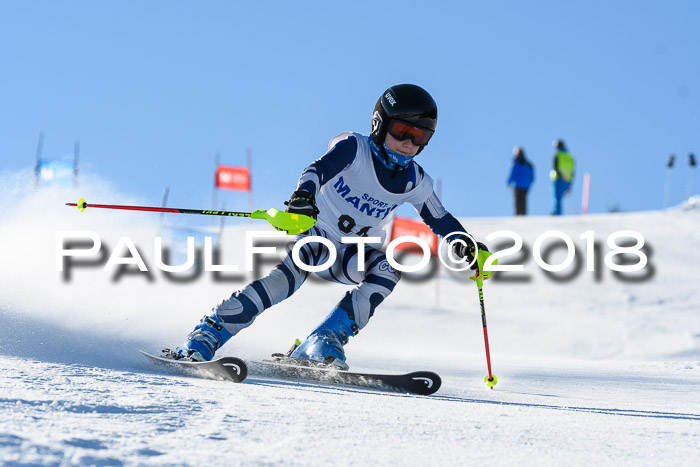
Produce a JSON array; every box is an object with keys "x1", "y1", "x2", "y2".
[{"x1": 337, "y1": 214, "x2": 371, "y2": 237}]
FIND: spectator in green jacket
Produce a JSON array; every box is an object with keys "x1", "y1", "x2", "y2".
[{"x1": 550, "y1": 139, "x2": 575, "y2": 215}]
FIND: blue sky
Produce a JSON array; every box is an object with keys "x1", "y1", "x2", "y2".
[{"x1": 1, "y1": 1, "x2": 698, "y2": 219}]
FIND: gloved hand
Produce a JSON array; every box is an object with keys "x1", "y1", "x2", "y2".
[
  {"x1": 284, "y1": 190, "x2": 319, "y2": 220},
  {"x1": 453, "y1": 236, "x2": 496, "y2": 280},
  {"x1": 452, "y1": 236, "x2": 487, "y2": 269}
]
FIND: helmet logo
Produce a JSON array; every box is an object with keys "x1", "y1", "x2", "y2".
[
  {"x1": 371, "y1": 111, "x2": 382, "y2": 134},
  {"x1": 384, "y1": 91, "x2": 396, "y2": 107}
]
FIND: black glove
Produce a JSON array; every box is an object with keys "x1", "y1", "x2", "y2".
[
  {"x1": 284, "y1": 190, "x2": 319, "y2": 219},
  {"x1": 452, "y1": 236, "x2": 489, "y2": 270}
]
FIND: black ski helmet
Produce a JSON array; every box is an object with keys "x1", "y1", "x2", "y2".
[{"x1": 371, "y1": 84, "x2": 437, "y2": 155}]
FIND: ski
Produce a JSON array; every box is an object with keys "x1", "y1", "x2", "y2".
[
  {"x1": 252, "y1": 356, "x2": 441, "y2": 395},
  {"x1": 140, "y1": 350, "x2": 248, "y2": 383}
]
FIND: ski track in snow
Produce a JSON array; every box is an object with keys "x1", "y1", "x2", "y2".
[
  {"x1": 1, "y1": 180, "x2": 699, "y2": 465},
  {"x1": 1, "y1": 357, "x2": 698, "y2": 466}
]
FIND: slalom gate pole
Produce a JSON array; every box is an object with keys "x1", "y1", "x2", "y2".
[
  {"x1": 66, "y1": 198, "x2": 316, "y2": 235},
  {"x1": 474, "y1": 272, "x2": 498, "y2": 389}
]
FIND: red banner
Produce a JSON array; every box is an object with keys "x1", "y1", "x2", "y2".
[
  {"x1": 216, "y1": 166, "x2": 250, "y2": 191},
  {"x1": 390, "y1": 216, "x2": 438, "y2": 256}
]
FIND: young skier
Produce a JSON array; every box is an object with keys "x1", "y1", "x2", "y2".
[{"x1": 170, "y1": 84, "x2": 493, "y2": 369}]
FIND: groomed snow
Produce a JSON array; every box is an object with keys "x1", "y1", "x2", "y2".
[{"x1": 1, "y1": 174, "x2": 699, "y2": 465}]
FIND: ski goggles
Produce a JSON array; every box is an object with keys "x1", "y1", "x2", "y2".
[{"x1": 387, "y1": 120, "x2": 434, "y2": 146}]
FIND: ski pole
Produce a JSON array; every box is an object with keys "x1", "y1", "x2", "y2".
[
  {"x1": 66, "y1": 198, "x2": 316, "y2": 235},
  {"x1": 471, "y1": 271, "x2": 498, "y2": 389}
]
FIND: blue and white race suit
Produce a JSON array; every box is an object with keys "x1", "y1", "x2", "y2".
[{"x1": 214, "y1": 132, "x2": 471, "y2": 334}]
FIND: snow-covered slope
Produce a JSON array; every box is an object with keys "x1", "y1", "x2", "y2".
[{"x1": 1, "y1": 172, "x2": 699, "y2": 465}]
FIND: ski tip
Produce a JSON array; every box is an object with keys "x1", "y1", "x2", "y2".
[
  {"x1": 407, "y1": 371, "x2": 442, "y2": 395},
  {"x1": 140, "y1": 350, "x2": 248, "y2": 383},
  {"x1": 484, "y1": 374, "x2": 498, "y2": 388}
]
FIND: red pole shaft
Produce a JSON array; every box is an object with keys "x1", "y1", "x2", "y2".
[
  {"x1": 66, "y1": 201, "x2": 252, "y2": 218},
  {"x1": 483, "y1": 326, "x2": 493, "y2": 378},
  {"x1": 67, "y1": 202, "x2": 181, "y2": 213},
  {"x1": 478, "y1": 284, "x2": 495, "y2": 388}
]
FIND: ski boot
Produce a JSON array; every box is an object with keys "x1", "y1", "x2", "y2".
[
  {"x1": 290, "y1": 307, "x2": 359, "y2": 370},
  {"x1": 172, "y1": 314, "x2": 233, "y2": 362}
]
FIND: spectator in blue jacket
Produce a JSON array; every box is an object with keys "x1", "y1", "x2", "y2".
[{"x1": 507, "y1": 146, "x2": 535, "y2": 215}]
